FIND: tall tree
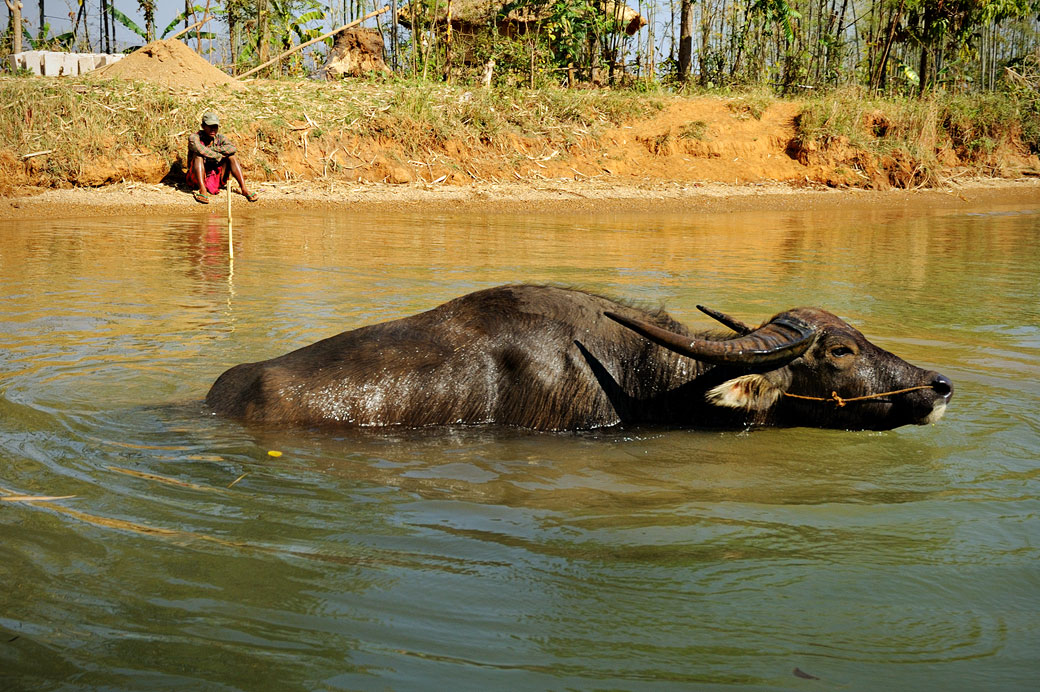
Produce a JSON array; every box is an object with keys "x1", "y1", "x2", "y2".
[
  {"x1": 677, "y1": 0, "x2": 693, "y2": 81},
  {"x1": 100, "y1": 0, "x2": 109, "y2": 51},
  {"x1": 224, "y1": 0, "x2": 250, "y2": 70},
  {"x1": 904, "y1": 0, "x2": 1039, "y2": 93},
  {"x1": 257, "y1": 0, "x2": 269, "y2": 63},
  {"x1": 5, "y1": 0, "x2": 22, "y2": 52}
]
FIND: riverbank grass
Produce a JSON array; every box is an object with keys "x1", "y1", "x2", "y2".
[{"x1": 2, "y1": 75, "x2": 1036, "y2": 190}]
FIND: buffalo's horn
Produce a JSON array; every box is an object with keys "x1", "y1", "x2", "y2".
[
  {"x1": 696, "y1": 305, "x2": 753, "y2": 335},
  {"x1": 604, "y1": 311, "x2": 816, "y2": 366}
]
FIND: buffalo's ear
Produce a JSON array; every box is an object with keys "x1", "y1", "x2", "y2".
[{"x1": 705, "y1": 374, "x2": 782, "y2": 411}]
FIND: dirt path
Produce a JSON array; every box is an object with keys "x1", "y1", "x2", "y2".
[{"x1": 2, "y1": 177, "x2": 1038, "y2": 221}]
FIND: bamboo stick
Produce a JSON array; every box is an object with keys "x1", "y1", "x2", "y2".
[
  {"x1": 238, "y1": 6, "x2": 390, "y2": 80},
  {"x1": 227, "y1": 181, "x2": 233, "y2": 260},
  {"x1": 169, "y1": 14, "x2": 213, "y2": 41}
]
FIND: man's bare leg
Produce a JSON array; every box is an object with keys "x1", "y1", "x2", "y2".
[
  {"x1": 192, "y1": 156, "x2": 207, "y2": 193},
  {"x1": 226, "y1": 155, "x2": 253, "y2": 198}
]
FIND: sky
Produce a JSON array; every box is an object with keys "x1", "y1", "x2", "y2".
[
  {"x1": 13, "y1": 0, "x2": 228, "y2": 50},
  {"x1": 11, "y1": 0, "x2": 667, "y2": 67},
  {"x1": 10, "y1": 0, "x2": 323, "y2": 51},
  {"x1": 13, "y1": 0, "x2": 407, "y2": 54}
]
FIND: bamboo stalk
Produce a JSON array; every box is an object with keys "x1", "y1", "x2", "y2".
[
  {"x1": 169, "y1": 14, "x2": 213, "y2": 41},
  {"x1": 238, "y1": 6, "x2": 390, "y2": 80}
]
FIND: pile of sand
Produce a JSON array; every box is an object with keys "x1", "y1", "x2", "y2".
[{"x1": 89, "y1": 39, "x2": 245, "y2": 91}]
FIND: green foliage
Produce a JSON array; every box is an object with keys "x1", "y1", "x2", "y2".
[
  {"x1": 1001, "y1": 52, "x2": 1040, "y2": 153},
  {"x1": 902, "y1": 0, "x2": 1039, "y2": 90},
  {"x1": 4, "y1": 0, "x2": 1035, "y2": 96},
  {"x1": 226, "y1": 0, "x2": 327, "y2": 76},
  {"x1": 496, "y1": 0, "x2": 623, "y2": 84},
  {"x1": 463, "y1": 32, "x2": 559, "y2": 89},
  {"x1": 23, "y1": 23, "x2": 76, "y2": 51},
  {"x1": 158, "y1": 5, "x2": 217, "y2": 43},
  {"x1": 750, "y1": 0, "x2": 802, "y2": 43},
  {"x1": 110, "y1": 6, "x2": 146, "y2": 40},
  {"x1": 136, "y1": 0, "x2": 157, "y2": 42},
  {"x1": 270, "y1": 0, "x2": 326, "y2": 49}
]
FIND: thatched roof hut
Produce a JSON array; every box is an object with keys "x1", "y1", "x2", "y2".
[{"x1": 397, "y1": 0, "x2": 646, "y2": 38}]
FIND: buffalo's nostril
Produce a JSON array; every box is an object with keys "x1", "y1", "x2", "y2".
[{"x1": 931, "y1": 374, "x2": 954, "y2": 399}]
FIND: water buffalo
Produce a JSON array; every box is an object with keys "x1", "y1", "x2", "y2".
[{"x1": 205, "y1": 284, "x2": 953, "y2": 431}]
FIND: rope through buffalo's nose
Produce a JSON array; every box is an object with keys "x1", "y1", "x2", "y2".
[{"x1": 782, "y1": 385, "x2": 935, "y2": 407}]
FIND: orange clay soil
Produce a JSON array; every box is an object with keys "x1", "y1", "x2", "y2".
[{"x1": 3, "y1": 39, "x2": 1038, "y2": 219}]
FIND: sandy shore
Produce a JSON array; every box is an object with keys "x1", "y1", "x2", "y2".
[{"x1": 2, "y1": 177, "x2": 1038, "y2": 220}]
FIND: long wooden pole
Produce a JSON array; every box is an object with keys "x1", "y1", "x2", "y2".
[
  {"x1": 169, "y1": 14, "x2": 212, "y2": 41},
  {"x1": 238, "y1": 5, "x2": 390, "y2": 79},
  {"x1": 227, "y1": 180, "x2": 234, "y2": 260}
]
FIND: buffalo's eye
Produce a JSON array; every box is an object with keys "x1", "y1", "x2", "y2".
[{"x1": 829, "y1": 345, "x2": 855, "y2": 358}]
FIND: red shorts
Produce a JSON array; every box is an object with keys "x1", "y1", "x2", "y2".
[{"x1": 187, "y1": 160, "x2": 225, "y2": 194}]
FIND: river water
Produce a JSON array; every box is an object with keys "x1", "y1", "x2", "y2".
[{"x1": 1, "y1": 199, "x2": 1038, "y2": 690}]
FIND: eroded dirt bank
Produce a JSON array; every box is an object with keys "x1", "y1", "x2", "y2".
[{"x1": 4, "y1": 50, "x2": 1039, "y2": 219}]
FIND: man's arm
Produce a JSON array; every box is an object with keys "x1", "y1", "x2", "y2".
[
  {"x1": 211, "y1": 133, "x2": 237, "y2": 157},
  {"x1": 188, "y1": 132, "x2": 225, "y2": 161}
]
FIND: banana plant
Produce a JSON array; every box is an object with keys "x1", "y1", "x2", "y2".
[
  {"x1": 750, "y1": 0, "x2": 801, "y2": 43},
  {"x1": 268, "y1": 0, "x2": 326, "y2": 51},
  {"x1": 137, "y1": 0, "x2": 156, "y2": 41},
  {"x1": 104, "y1": 3, "x2": 214, "y2": 45},
  {"x1": 160, "y1": 5, "x2": 218, "y2": 42},
  {"x1": 262, "y1": 0, "x2": 327, "y2": 74},
  {"x1": 110, "y1": 5, "x2": 147, "y2": 39},
  {"x1": 23, "y1": 22, "x2": 76, "y2": 50}
]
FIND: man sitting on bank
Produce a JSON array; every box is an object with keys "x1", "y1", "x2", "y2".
[{"x1": 187, "y1": 111, "x2": 258, "y2": 204}]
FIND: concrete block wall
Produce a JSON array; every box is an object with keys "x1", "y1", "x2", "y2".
[{"x1": 9, "y1": 51, "x2": 125, "y2": 76}]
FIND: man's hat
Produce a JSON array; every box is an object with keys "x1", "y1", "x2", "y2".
[{"x1": 201, "y1": 112, "x2": 220, "y2": 126}]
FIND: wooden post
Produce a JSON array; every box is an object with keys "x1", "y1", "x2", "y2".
[
  {"x1": 5, "y1": 0, "x2": 23, "y2": 54},
  {"x1": 238, "y1": 6, "x2": 390, "y2": 80}
]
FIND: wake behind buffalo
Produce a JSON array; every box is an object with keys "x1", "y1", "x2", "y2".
[{"x1": 205, "y1": 284, "x2": 953, "y2": 431}]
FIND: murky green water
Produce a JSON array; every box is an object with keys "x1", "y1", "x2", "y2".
[{"x1": 1, "y1": 199, "x2": 1038, "y2": 690}]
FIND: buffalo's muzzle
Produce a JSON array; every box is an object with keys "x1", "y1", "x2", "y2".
[{"x1": 931, "y1": 374, "x2": 954, "y2": 401}]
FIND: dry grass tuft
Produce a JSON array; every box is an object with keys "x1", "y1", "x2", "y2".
[{"x1": 1, "y1": 76, "x2": 665, "y2": 188}]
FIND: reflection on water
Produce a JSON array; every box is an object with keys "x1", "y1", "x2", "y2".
[{"x1": 0, "y1": 201, "x2": 1038, "y2": 689}]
